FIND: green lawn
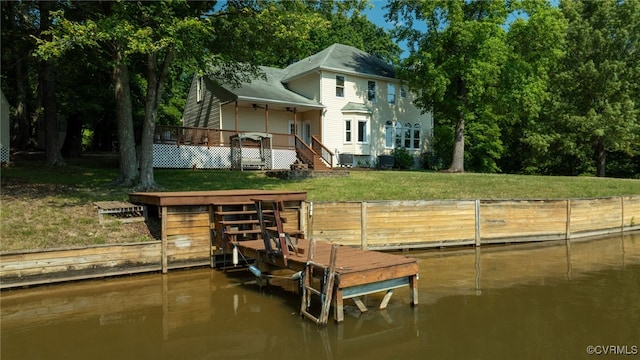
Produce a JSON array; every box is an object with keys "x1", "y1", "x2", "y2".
[{"x1": 1, "y1": 155, "x2": 638, "y2": 251}]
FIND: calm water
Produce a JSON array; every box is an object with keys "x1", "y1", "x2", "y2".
[{"x1": 2, "y1": 233, "x2": 639, "y2": 360}]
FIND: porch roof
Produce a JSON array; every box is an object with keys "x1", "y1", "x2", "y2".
[
  {"x1": 341, "y1": 102, "x2": 372, "y2": 114},
  {"x1": 214, "y1": 66, "x2": 324, "y2": 111}
]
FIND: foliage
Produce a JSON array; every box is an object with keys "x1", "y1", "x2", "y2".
[
  {"x1": 392, "y1": 147, "x2": 414, "y2": 169},
  {"x1": 386, "y1": 0, "x2": 511, "y2": 172}
]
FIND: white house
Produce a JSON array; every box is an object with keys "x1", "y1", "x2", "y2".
[{"x1": 179, "y1": 43, "x2": 432, "y2": 169}]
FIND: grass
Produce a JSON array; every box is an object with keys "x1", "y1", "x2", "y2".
[{"x1": 1, "y1": 153, "x2": 639, "y2": 252}]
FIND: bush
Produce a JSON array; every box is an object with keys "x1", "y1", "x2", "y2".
[
  {"x1": 421, "y1": 151, "x2": 444, "y2": 171},
  {"x1": 392, "y1": 147, "x2": 414, "y2": 169}
]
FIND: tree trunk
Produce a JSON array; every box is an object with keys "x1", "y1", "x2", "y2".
[
  {"x1": 449, "y1": 115, "x2": 465, "y2": 172},
  {"x1": 8, "y1": 1, "x2": 33, "y2": 150},
  {"x1": 138, "y1": 49, "x2": 174, "y2": 191},
  {"x1": 596, "y1": 140, "x2": 606, "y2": 177},
  {"x1": 449, "y1": 77, "x2": 466, "y2": 172},
  {"x1": 113, "y1": 53, "x2": 138, "y2": 186},
  {"x1": 61, "y1": 112, "x2": 83, "y2": 158},
  {"x1": 40, "y1": 1, "x2": 65, "y2": 166}
]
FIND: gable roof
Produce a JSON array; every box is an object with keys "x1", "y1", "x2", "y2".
[
  {"x1": 209, "y1": 44, "x2": 395, "y2": 109},
  {"x1": 213, "y1": 66, "x2": 324, "y2": 109},
  {"x1": 282, "y1": 43, "x2": 395, "y2": 82}
]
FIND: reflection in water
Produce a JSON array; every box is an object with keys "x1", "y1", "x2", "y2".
[{"x1": 2, "y1": 233, "x2": 639, "y2": 359}]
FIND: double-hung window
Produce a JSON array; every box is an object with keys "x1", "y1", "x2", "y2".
[
  {"x1": 344, "y1": 119, "x2": 352, "y2": 143},
  {"x1": 367, "y1": 81, "x2": 376, "y2": 102},
  {"x1": 336, "y1": 75, "x2": 345, "y2": 97},
  {"x1": 357, "y1": 119, "x2": 368, "y2": 143},
  {"x1": 387, "y1": 83, "x2": 396, "y2": 104}
]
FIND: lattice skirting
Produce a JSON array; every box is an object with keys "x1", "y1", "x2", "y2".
[
  {"x1": 153, "y1": 144, "x2": 296, "y2": 170},
  {"x1": 1, "y1": 145, "x2": 9, "y2": 163}
]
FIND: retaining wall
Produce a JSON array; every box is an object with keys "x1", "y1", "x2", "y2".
[{"x1": 1, "y1": 195, "x2": 638, "y2": 289}]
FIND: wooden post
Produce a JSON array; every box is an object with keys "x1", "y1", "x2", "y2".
[
  {"x1": 475, "y1": 199, "x2": 481, "y2": 246},
  {"x1": 566, "y1": 199, "x2": 572, "y2": 240},
  {"x1": 265, "y1": 104, "x2": 269, "y2": 133},
  {"x1": 361, "y1": 201, "x2": 368, "y2": 250},
  {"x1": 161, "y1": 206, "x2": 168, "y2": 274},
  {"x1": 234, "y1": 101, "x2": 239, "y2": 133},
  {"x1": 409, "y1": 275, "x2": 418, "y2": 306},
  {"x1": 621, "y1": 196, "x2": 625, "y2": 232}
]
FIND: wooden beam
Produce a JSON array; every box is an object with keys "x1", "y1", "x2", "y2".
[{"x1": 161, "y1": 206, "x2": 168, "y2": 274}]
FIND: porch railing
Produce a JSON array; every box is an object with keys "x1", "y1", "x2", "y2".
[
  {"x1": 312, "y1": 135, "x2": 334, "y2": 168},
  {"x1": 154, "y1": 126, "x2": 294, "y2": 150}
]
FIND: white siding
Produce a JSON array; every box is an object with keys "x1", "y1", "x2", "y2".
[{"x1": 318, "y1": 70, "x2": 433, "y2": 165}]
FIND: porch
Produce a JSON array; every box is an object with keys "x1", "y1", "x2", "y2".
[{"x1": 153, "y1": 126, "x2": 334, "y2": 171}]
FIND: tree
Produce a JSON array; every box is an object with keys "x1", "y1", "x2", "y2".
[
  {"x1": 386, "y1": 0, "x2": 510, "y2": 172},
  {"x1": 552, "y1": 0, "x2": 639, "y2": 177},
  {"x1": 498, "y1": 0, "x2": 567, "y2": 174}
]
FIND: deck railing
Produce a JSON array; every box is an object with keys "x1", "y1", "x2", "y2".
[
  {"x1": 312, "y1": 135, "x2": 334, "y2": 168},
  {"x1": 154, "y1": 126, "x2": 294, "y2": 150},
  {"x1": 294, "y1": 135, "x2": 316, "y2": 166}
]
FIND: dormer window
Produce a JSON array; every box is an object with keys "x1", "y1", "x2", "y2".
[
  {"x1": 336, "y1": 75, "x2": 345, "y2": 97},
  {"x1": 367, "y1": 81, "x2": 376, "y2": 102}
]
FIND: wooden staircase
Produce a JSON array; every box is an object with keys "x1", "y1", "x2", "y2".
[{"x1": 294, "y1": 135, "x2": 333, "y2": 170}]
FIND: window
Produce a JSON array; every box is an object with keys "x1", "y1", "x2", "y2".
[
  {"x1": 385, "y1": 121, "x2": 394, "y2": 148},
  {"x1": 344, "y1": 119, "x2": 352, "y2": 143},
  {"x1": 196, "y1": 77, "x2": 203, "y2": 103},
  {"x1": 336, "y1": 75, "x2": 345, "y2": 97},
  {"x1": 367, "y1": 81, "x2": 376, "y2": 102},
  {"x1": 386, "y1": 121, "x2": 421, "y2": 150},
  {"x1": 387, "y1": 83, "x2": 396, "y2": 104},
  {"x1": 357, "y1": 119, "x2": 368, "y2": 143},
  {"x1": 395, "y1": 122, "x2": 403, "y2": 148},
  {"x1": 413, "y1": 124, "x2": 421, "y2": 149},
  {"x1": 400, "y1": 86, "x2": 407, "y2": 99}
]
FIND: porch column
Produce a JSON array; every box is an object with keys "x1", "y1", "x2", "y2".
[
  {"x1": 293, "y1": 107, "x2": 298, "y2": 136},
  {"x1": 234, "y1": 101, "x2": 239, "y2": 133},
  {"x1": 265, "y1": 104, "x2": 269, "y2": 133}
]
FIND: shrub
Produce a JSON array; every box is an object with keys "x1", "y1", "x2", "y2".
[{"x1": 392, "y1": 147, "x2": 413, "y2": 169}]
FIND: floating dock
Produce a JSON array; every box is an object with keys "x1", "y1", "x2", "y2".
[{"x1": 236, "y1": 238, "x2": 419, "y2": 323}]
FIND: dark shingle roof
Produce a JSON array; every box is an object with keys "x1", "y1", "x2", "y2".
[
  {"x1": 282, "y1": 43, "x2": 395, "y2": 82},
  {"x1": 216, "y1": 66, "x2": 323, "y2": 109}
]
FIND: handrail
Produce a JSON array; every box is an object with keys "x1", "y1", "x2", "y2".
[
  {"x1": 312, "y1": 136, "x2": 334, "y2": 168},
  {"x1": 294, "y1": 135, "x2": 316, "y2": 166}
]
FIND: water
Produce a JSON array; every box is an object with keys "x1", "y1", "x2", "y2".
[{"x1": 2, "y1": 233, "x2": 639, "y2": 359}]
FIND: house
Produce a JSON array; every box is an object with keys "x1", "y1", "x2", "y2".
[{"x1": 176, "y1": 43, "x2": 432, "y2": 170}]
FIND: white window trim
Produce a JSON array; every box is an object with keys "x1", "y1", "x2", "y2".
[
  {"x1": 336, "y1": 75, "x2": 345, "y2": 98},
  {"x1": 385, "y1": 121, "x2": 422, "y2": 150},
  {"x1": 344, "y1": 119, "x2": 353, "y2": 144},
  {"x1": 367, "y1": 80, "x2": 376, "y2": 102},
  {"x1": 357, "y1": 118, "x2": 369, "y2": 144},
  {"x1": 387, "y1": 83, "x2": 396, "y2": 104},
  {"x1": 196, "y1": 77, "x2": 203, "y2": 103}
]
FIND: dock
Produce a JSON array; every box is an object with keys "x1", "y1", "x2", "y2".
[{"x1": 235, "y1": 238, "x2": 419, "y2": 323}]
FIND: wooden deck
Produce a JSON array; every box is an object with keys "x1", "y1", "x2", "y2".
[{"x1": 235, "y1": 238, "x2": 419, "y2": 323}]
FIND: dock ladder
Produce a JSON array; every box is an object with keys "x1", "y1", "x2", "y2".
[{"x1": 300, "y1": 238, "x2": 339, "y2": 326}]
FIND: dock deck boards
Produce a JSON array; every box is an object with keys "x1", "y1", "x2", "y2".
[{"x1": 236, "y1": 238, "x2": 419, "y2": 323}]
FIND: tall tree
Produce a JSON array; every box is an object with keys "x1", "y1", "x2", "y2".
[
  {"x1": 386, "y1": 0, "x2": 510, "y2": 172},
  {"x1": 38, "y1": 1, "x2": 65, "y2": 166},
  {"x1": 499, "y1": 0, "x2": 568, "y2": 174},
  {"x1": 552, "y1": 0, "x2": 639, "y2": 177}
]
